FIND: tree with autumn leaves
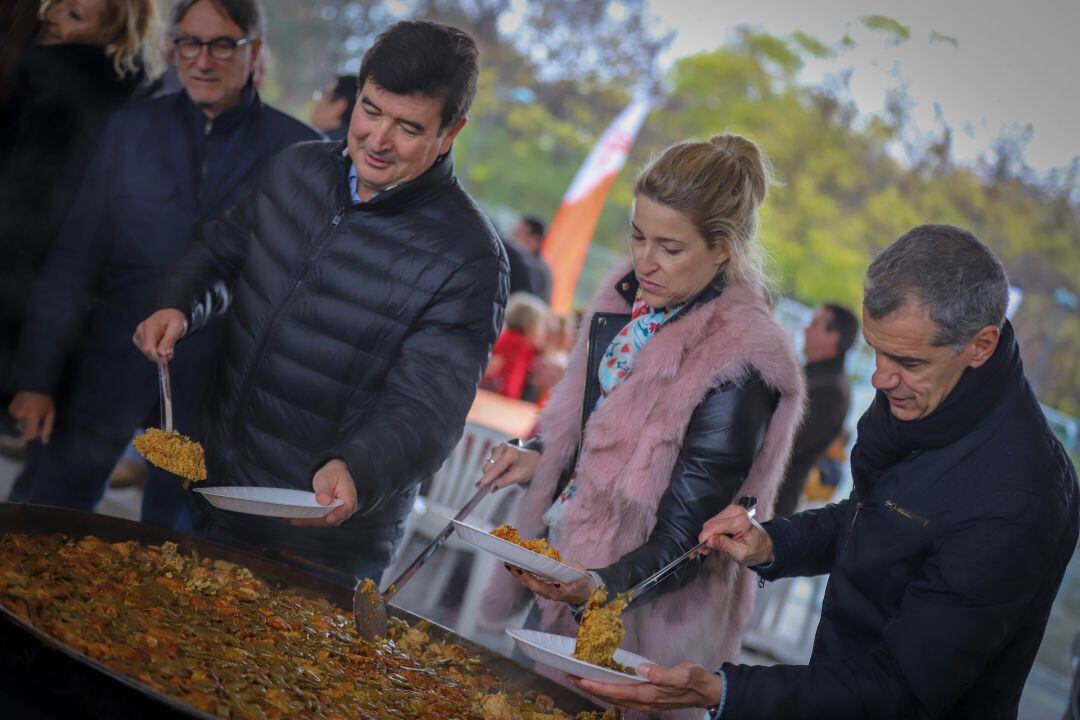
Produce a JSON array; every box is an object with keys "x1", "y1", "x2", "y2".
[{"x1": 254, "y1": 2, "x2": 1080, "y2": 415}]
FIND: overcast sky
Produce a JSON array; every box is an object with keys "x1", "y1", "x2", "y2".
[{"x1": 647, "y1": 0, "x2": 1080, "y2": 176}]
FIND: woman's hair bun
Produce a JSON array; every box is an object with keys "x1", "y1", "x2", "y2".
[
  {"x1": 634, "y1": 132, "x2": 773, "y2": 287},
  {"x1": 708, "y1": 133, "x2": 768, "y2": 205}
]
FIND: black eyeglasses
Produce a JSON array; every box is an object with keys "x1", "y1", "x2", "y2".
[{"x1": 173, "y1": 35, "x2": 256, "y2": 61}]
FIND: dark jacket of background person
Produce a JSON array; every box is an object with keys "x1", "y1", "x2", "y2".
[
  {"x1": 9, "y1": 86, "x2": 316, "y2": 442},
  {"x1": 153, "y1": 141, "x2": 508, "y2": 574},
  {"x1": 721, "y1": 322, "x2": 1079, "y2": 719},
  {"x1": 0, "y1": 42, "x2": 151, "y2": 390},
  {"x1": 0, "y1": 1, "x2": 40, "y2": 107},
  {"x1": 773, "y1": 355, "x2": 850, "y2": 516},
  {"x1": 504, "y1": 237, "x2": 552, "y2": 303},
  {"x1": 531, "y1": 253, "x2": 553, "y2": 303}
]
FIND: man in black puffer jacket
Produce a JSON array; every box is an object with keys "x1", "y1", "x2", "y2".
[
  {"x1": 574, "y1": 225, "x2": 1079, "y2": 720},
  {"x1": 135, "y1": 21, "x2": 508, "y2": 581}
]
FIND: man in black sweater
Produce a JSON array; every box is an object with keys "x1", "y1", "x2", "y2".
[{"x1": 574, "y1": 225, "x2": 1079, "y2": 720}]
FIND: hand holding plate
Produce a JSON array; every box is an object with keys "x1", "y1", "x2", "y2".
[{"x1": 505, "y1": 559, "x2": 595, "y2": 604}]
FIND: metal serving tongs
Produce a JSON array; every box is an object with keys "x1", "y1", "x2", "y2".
[
  {"x1": 353, "y1": 484, "x2": 492, "y2": 641},
  {"x1": 158, "y1": 358, "x2": 174, "y2": 433},
  {"x1": 623, "y1": 495, "x2": 758, "y2": 606}
]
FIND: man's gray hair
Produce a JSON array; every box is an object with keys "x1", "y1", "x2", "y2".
[
  {"x1": 172, "y1": 0, "x2": 265, "y2": 38},
  {"x1": 864, "y1": 224, "x2": 1008, "y2": 350}
]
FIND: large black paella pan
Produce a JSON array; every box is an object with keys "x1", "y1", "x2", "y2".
[{"x1": 0, "y1": 502, "x2": 602, "y2": 719}]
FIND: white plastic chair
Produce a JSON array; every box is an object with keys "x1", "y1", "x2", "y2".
[
  {"x1": 389, "y1": 422, "x2": 523, "y2": 639},
  {"x1": 742, "y1": 500, "x2": 830, "y2": 663},
  {"x1": 743, "y1": 574, "x2": 826, "y2": 664}
]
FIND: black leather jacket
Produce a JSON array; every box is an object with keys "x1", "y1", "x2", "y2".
[{"x1": 542, "y1": 273, "x2": 778, "y2": 606}]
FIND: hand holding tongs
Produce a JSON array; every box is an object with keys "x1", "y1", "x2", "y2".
[
  {"x1": 623, "y1": 495, "x2": 757, "y2": 605},
  {"x1": 158, "y1": 358, "x2": 173, "y2": 433}
]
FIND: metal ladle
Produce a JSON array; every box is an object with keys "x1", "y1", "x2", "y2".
[
  {"x1": 158, "y1": 358, "x2": 173, "y2": 432},
  {"x1": 353, "y1": 484, "x2": 492, "y2": 640},
  {"x1": 622, "y1": 495, "x2": 757, "y2": 606}
]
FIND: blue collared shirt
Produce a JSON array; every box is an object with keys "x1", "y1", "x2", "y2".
[
  {"x1": 346, "y1": 160, "x2": 396, "y2": 204},
  {"x1": 705, "y1": 669, "x2": 728, "y2": 718},
  {"x1": 347, "y1": 163, "x2": 363, "y2": 205}
]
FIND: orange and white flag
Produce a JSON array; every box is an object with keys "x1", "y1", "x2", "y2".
[{"x1": 543, "y1": 98, "x2": 651, "y2": 313}]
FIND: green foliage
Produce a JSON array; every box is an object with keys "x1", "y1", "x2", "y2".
[
  {"x1": 859, "y1": 15, "x2": 912, "y2": 44},
  {"x1": 742, "y1": 31, "x2": 804, "y2": 77},
  {"x1": 790, "y1": 31, "x2": 835, "y2": 59},
  {"x1": 929, "y1": 30, "x2": 960, "y2": 49}
]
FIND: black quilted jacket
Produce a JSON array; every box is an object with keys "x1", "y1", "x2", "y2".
[{"x1": 156, "y1": 142, "x2": 509, "y2": 567}]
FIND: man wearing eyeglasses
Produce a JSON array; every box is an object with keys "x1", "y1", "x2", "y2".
[
  {"x1": 173, "y1": 12, "x2": 259, "y2": 117},
  {"x1": 7, "y1": 0, "x2": 318, "y2": 525}
]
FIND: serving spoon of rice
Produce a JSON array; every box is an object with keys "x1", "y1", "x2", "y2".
[{"x1": 132, "y1": 358, "x2": 206, "y2": 488}]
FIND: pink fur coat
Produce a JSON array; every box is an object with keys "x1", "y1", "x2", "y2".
[{"x1": 484, "y1": 261, "x2": 805, "y2": 718}]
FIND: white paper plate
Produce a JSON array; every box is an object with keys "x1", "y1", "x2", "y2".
[
  {"x1": 450, "y1": 519, "x2": 588, "y2": 584},
  {"x1": 506, "y1": 628, "x2": 651, "y2": 685},
  {"x1": 193, "y1": 486, "x2": 344, "y2": 518}
]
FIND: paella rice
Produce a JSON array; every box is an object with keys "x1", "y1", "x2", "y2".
[
  {"x1": 490, "y1": 525, "x2": 563, "y2": 562},
  {"x1": 573, "y1": 587, "x2": 632, "y2": 674},
  {"x1": 0, "y1": 532, "x2": 619, "y2": 720},
  {"x1": 132, "y1": 427, "x2": 207, "y2": 486}
]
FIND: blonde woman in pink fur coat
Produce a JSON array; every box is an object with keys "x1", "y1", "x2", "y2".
[{"x1": 479, "y1": 135, "x2": 806, "y2": 719}]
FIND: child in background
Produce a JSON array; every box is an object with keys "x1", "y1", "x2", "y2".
[
  {"x1": 547, "y1": 313, "x2": 576, "y2": 368},
  {"x1": 482, "y1": 293, "x2": 550, "y2": 399},
  {"x1": 529, "y1": 312, "x2": 578, "y2": 407}
]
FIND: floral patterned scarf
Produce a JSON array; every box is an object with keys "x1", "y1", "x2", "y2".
[{"x1": 596, "y1": 290, "x2": 685, "y2": 406}]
